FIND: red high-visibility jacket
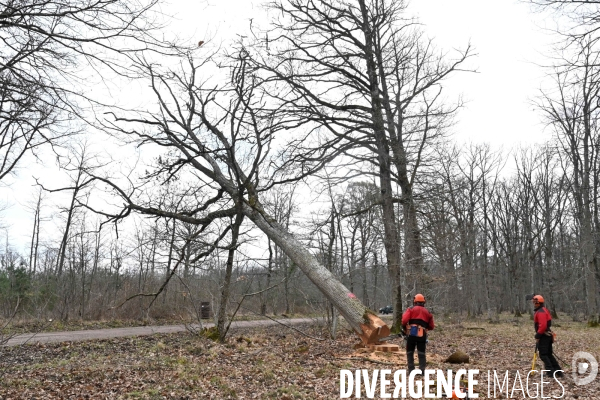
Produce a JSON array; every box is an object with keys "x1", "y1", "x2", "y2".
[
  {"x1": 402, "y1": 305, "x2": 434, "y2": 330},
  {"x1": 534, "y1": 306, "x2": 552, "y2": 339}
]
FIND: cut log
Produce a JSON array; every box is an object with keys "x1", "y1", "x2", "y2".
[{"x1": 367, "y1": 343, "x2": 401, "y2": 352}]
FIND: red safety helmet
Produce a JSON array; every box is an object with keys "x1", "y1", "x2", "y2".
[
  {"x1": 414, "y1": 293, "x2": 426, "y2": 303},
  {"x1": 532, "y1": 295, "x2": 544, "y2": 305}
]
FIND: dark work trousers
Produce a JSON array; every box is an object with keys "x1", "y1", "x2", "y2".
[
  {"x1": 406, "y1": 336, "x2": 427, "y2": 372},
  {"x1": 537, "y1": 335, "x2": 561, "y2": 373}
]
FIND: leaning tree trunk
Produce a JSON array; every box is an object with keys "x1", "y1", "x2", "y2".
[{"x1": 242, "y1": 202, "x2": 389, "y2": 343}]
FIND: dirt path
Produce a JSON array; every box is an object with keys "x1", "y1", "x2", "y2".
[{"x1": 3, "y1": 317, "x2": 318, "y2": 346}]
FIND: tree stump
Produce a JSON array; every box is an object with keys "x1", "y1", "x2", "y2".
[{"x1": 358, "y1": 313, "x2": 391, "y2": 344}]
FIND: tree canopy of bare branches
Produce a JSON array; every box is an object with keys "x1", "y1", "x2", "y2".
[{"x1": 0, "y1": 0, "x2": 170, "y2": 180}]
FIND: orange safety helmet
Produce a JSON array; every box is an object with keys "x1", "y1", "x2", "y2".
[
  {"x1": 414, "y1": 293, "x2": 426, "y2": 303},
  {"x1": 532, "y1": 295, "x2": 544, "y2": 304}
]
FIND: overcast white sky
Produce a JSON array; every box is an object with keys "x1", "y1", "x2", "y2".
[
  {"x1": 2, "y1": 0, "x2": 558, "y2": 253},
  {"x1": 412, "y1": 0, "x2": 556, "y2": 146}
]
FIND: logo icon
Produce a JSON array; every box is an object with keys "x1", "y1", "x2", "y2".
[{"x1": 572, "y1": 351, "x2": 598, "y2": 386}]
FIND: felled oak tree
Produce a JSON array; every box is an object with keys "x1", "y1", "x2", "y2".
[{"x1": 96, "y1": 49, "x2": 389, "y2": 343}]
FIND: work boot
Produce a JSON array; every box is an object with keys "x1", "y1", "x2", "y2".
[
  {"x1": 543, "y1": 370, "x2": 562, "y2": 379},
  {"x1": 418, "y1": 351, "x2": 427, "y2": 371},
  {"x1": 407, "y1": 350, "x2": 415, "y2": 372}
]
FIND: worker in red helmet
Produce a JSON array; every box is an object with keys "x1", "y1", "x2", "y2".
[
  {"x1": 402, "y1": 293, "x2": 434, "y2": 372},
  {"x1": 532, "y1": 295, "x2": 562, "y2": 377}
]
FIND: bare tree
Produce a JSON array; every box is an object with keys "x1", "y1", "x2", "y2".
[
  {"x1": 250, "y1": 0, "x2": 472, "y2": 327},
  {"x1": 261, "y1": 185, "x2": 297, "y2": 315},
  {"x1": 525, "y1": 145, "x2": 569, "y2": 315},
  {"x1": 342, "y1": 181, "x2": 381, "y2": 308},
  {"x1": 38, "y1": 143, "x2": 97, "y2": 276},
  {"x1": 27, "y1": 188, "x2": 44, "y2": 274},
  {"x1": 0, "y1": 0, "x2": 171, "y2": 182},
  {"x1": 214, "y1": 212, "x2": 245, "y2": 341}
]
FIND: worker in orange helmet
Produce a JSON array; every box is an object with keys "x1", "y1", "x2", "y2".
[
  {"x1": 402, "y1": 293, "x2": 434, "y2": 372},
  {"x1": 532, "y1": 295, "x2": 563, "y2": 377}
]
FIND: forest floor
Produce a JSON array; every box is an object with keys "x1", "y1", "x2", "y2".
[{"x1": 0, "y1": 314, "x2": 599, "y2": 399}]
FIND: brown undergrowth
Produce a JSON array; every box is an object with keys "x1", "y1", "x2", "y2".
[{"x1": 0, "y1": 316, "x2": 599, "y2": 399}]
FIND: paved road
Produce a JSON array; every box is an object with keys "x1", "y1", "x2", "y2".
[{"x1": 3, "y1": 317, "x2": 318, "y2": 347}]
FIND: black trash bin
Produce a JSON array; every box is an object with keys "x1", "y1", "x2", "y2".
[{"x1": 200, "y1": 302, "x2": 210, "y2": 319}]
